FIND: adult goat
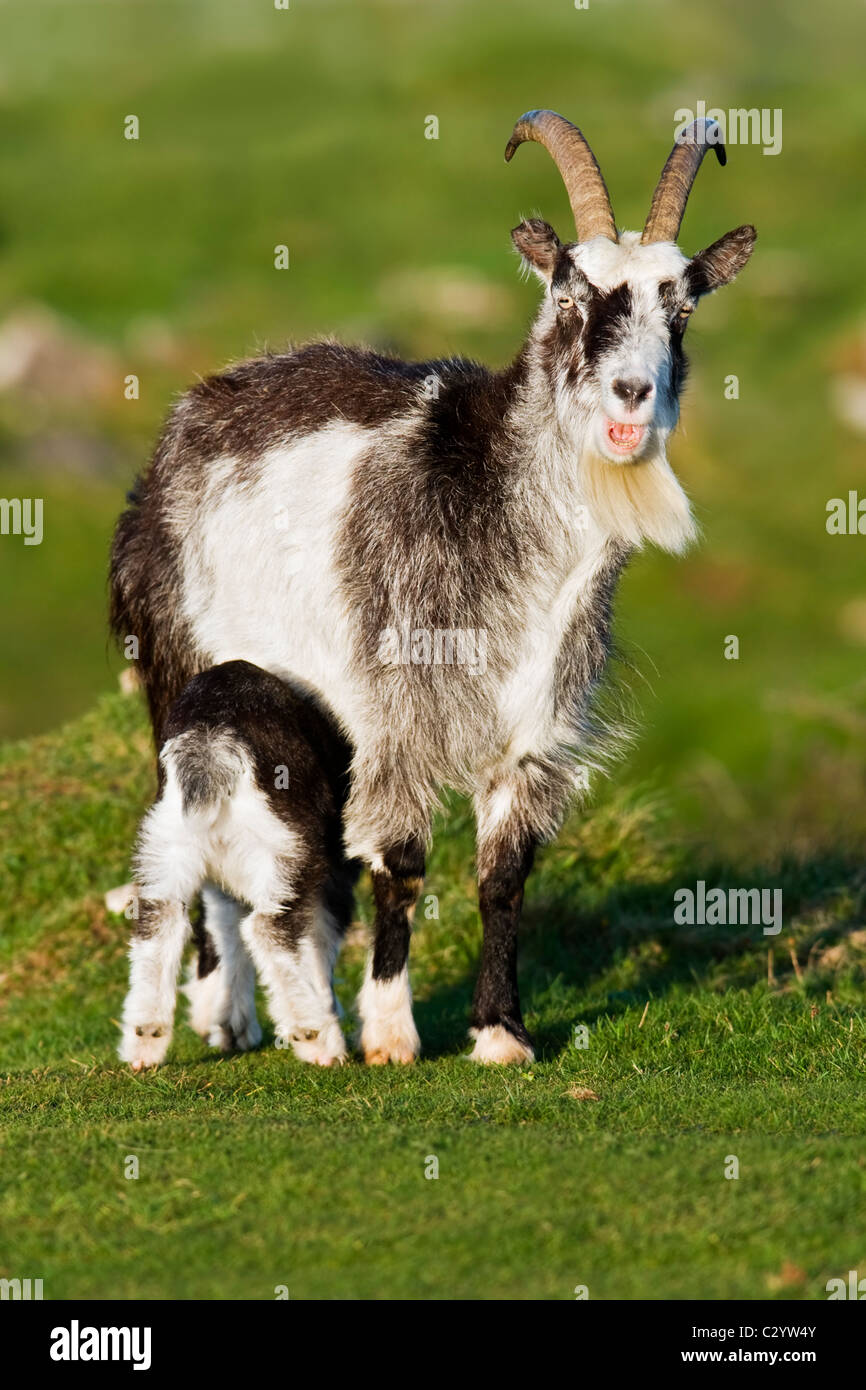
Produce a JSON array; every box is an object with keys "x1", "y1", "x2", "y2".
[{"x1": 110, "y1": 110, "x2": 755, "y2": 1064}]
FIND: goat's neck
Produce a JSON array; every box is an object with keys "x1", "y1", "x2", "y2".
[{"x1": 498, "y1": 335, "x2": 599, "y2": 573}]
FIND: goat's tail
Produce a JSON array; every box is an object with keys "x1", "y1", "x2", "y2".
[
  {"x1": 134, "y1": 728, "x2": 251, "y2": 905},
  {"x1": 162, "y1": 727, "x2": 251, "y2": 821}
]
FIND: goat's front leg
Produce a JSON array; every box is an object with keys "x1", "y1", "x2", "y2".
[
  {"x1": 470, "y1": 830, "x2": 537, "y2": 1065},
  {"x1": 469, "y1": 764, "x2": 570, "y2": 1064},
  {"x1": 358, "y1": 837, "x2": 425, "y2": 1064},
  {"x1": 186, "y1": 883, "x2": 261, "y2": 1053}
]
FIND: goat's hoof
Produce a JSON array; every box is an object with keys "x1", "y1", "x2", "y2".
[
  {"x1": 360, "y1": 1014, "x2": 420, "y2": 1065},
  {"x1": 468, "y1": 1024, "x2": 535, "y2": 1066},
  {"x1": 184, "y1": 968, "x2": 224, "y2": 1040},
  {"x1": 119, "y1": 1022, "x2": 171, "y2": 1071},
  {"x1": 208, "y1": 1014, "x2": 262, "y2": 1053},
  {"x1": 362, "y1": 1038, "x2": 419, "y2": 1066},
  {"x1": 289, "y1": 1020, "x2": 347, "y2": 1067},
  {"x1": 357, "y1": 969, "x2": 420, "y2": 1066}
]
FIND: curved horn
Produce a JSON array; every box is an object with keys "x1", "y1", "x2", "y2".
[
  {"x1": 505, "y1": 109, "x2": 617, "y2": 243},
  {"x1": 641, "y1": 118, "x2": 727, "y2": 245}
]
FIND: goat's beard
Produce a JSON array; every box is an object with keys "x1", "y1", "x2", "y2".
[{"x1": 579, "y1": 438, "x2": 697, "y2": 554}]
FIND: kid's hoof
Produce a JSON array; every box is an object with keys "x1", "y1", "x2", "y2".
[
  {"x1": 208, "y1": 1014, "x2": 262, "y2": 1053},
  {"x1": 184, "y1": 967, "x2": 224, "y2": 1040},
  {"x1": 119, "y1": 1021, "x2": 171, "y2": 1071},
  {"x1": 289, "y1": 1020, "x2": 348, "y2": 1067},
  {"x1": 185, "y1": 965, "x2": 261, "y2": 1052}
]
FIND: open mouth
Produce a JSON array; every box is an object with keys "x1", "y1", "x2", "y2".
[{"x1": 604, "y1": 419, "x2": 647, "y2": 456}]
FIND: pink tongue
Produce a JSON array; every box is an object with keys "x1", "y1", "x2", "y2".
[{"x1": 610, "y1": 422, "x2": 639, "y2": 443}]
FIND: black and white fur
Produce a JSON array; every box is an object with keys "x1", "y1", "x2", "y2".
[
  {"x1": 111, "y1": 134, "x2": 755, "y2": 1065},
  {"x1": 119, "y1": 660, "x2": 358, "y2": 1070}
]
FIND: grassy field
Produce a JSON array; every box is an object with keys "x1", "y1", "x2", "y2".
[
  {"x1": 2, "y1": 692, "x2": 866, "y2": 1299},
  {"x1": 2, "y1": 0, "x2": 866, "y2": 1300}
]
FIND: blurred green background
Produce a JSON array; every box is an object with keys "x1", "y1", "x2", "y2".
[{"x1": 1, "y1": 0, "x2": 865, "y2": 853}]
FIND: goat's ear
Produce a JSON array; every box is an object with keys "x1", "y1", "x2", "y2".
[
  {"x1": 512, "y1": 218, "x2": 562, "y2": 282},
  {"x1": 687, "y1": 224, "x2": 757, "y2": 297}
]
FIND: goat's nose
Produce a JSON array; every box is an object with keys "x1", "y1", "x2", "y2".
[{"x1": 612, "y1": 377, "x2": 653, "y2": 410}]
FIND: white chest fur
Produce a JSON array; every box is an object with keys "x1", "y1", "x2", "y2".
[{"x1": 495, "y1": 522, "x2": 612, "y2": 762}]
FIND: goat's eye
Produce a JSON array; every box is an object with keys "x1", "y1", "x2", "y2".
[
  {"x1": 556, "y1": 294, "x2": 574, "y2": 310},
  {"x1": 674, "y1": 306, "x2": 693, "y2": 328}
]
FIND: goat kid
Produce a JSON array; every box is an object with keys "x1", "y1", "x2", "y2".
[
  {"x1": 111, "y1": 111, "x2": 756, "y2": 1066},
  {"x1": 119, "y1": 660, "x2": 359, "y2": 1070}
]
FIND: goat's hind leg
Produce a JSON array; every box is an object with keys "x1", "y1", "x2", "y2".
[
  {"x1": 120, "y1": 898, "x2": 191, "y2": 1070},
  {"x1": 241, "y1": 895, "x2": 347, "y2": 1067}
]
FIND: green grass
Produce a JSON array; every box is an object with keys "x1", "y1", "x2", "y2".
[
  {"x1": 2, "y1": 692, "x2": 866, "y2": 1299},
  {"x1": 3, "y1": 0, "x2": 866, "y2": 1302},
  {"x1": 6, "y1": 1126, "x2": 866, "y2": 1301}
]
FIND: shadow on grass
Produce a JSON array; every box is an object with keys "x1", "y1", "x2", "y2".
[{"x1": 415, "y1": 845, "x2": 866, "y2": 1062}]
